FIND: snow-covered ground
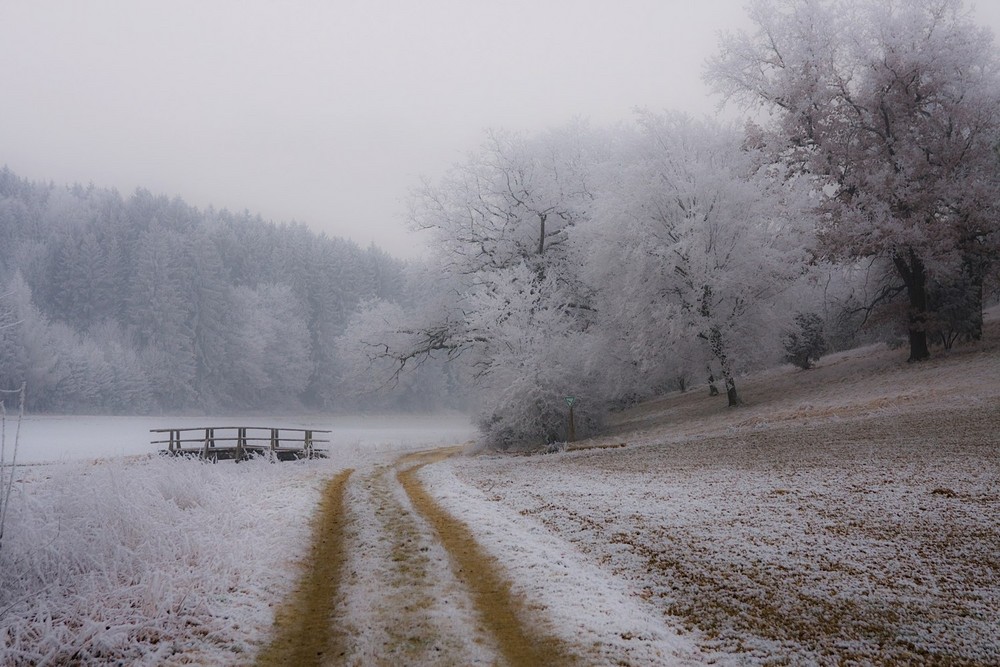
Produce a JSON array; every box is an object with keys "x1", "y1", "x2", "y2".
[
  {"x1": 426, "y1": 334, "x2": 1000, "y2": 664},
  {"x1": 0, "y1": 414, "x2": 475, "y2": 665},
  {"x1": 3, "y1": 327, "x2": 999, "y2": 665},
  {"x1": 9, "y1": 412, "x2": 476, "y2": 464}
]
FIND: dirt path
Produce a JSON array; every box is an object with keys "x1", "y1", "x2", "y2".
[
  {"x1": 335, "y1": 455, "x2": 492, "y2": 665},
  {"x1": 257, "y1": 449, "x2": 575, "y2": 666},
  {"x1": 397, "y1": 448, "x2": 577, "y2": 667},
  {"x1": 256, "y1": 468, "x2": 354, "y2": 667}
]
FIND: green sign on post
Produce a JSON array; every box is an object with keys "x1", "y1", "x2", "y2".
[{"x1": 565, "y1": 396, "x2": 576, "y2": 442}]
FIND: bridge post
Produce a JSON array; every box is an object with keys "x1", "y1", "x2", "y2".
[{"x1": 202, "y1": 427, "x2": 218, "y2": 461}]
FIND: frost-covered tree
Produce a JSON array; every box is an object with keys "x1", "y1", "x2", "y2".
[
  {"x1": 0, "y1": 168, "x2": 416, "y2": 413},
  {"x1": 586, "y1": 114, "x2": 812, "y2": 407},
  {"x1": 0, "y1": 275, "x2": 68, "y2": 410},
  {"x1": 783, "y1": 312, "x2": 828, "y2": 369},
  {"x1": 125, "y1": 227, "x2": 197, "y2": 408},
  {"x1": 226, "y1": 284, "x2": 313, "y2": 407},
  {"x1": 334, "y1": 297, "x2": 459, "y2": 412},
  {"x1": 360, "y1": 125, "x2": 604, "y2": 446},
  {"x1": 459, "y1": 261, "x2": 606, "y2": 445},
  {"x1": 707, "y1": 0, "x2": 1000, "y2": 361},
  {"x1": 410, "y1": 125, "x2": 596, "y2": 276}
]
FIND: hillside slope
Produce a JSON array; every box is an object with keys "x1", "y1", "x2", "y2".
[{"x1": 426, "y1": 312, "x2": 1000, "y2": 664}]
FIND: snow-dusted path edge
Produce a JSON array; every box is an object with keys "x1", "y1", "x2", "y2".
[
  {"x1": 420, "y1": 335, "x2": 1000, "y2": 665},
  {"x1": 419, "y1": 459, "x2": 708, "y2": 666}
]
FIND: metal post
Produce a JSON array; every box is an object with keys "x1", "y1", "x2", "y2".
[{"x1": 564, "y1": 396, "x2": 577, "y2": 443}]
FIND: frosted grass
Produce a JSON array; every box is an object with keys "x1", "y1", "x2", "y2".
[{"x1": 0, "y1": 413, "x2": 475, "y2": 665}]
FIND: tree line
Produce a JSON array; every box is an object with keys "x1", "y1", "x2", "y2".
[
  {"x1": 342, "y1": 0, "x2": 1000, "y2": 448},
  {"x1": 2, "y1": 0, "x2": 996, "y2": 445},
  {"x1": 0, "y1": 170, "x2": 457, "y2": 413}
]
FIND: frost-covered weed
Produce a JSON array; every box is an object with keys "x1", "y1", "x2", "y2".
[{"x1": 0, "y1": 456, "x2": 326, "y2": 666}]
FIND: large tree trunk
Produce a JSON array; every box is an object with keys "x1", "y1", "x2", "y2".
[
  {"x1": 964, "y1": 250, "x2": 985, "y2": 342},
  {"x1": 701, "y1": 288, "x2": 722, "y2": 397},
  {"x1": 708, "y1": 327, "x2": 741, "y2": 406},
  {"x1": 724, "y1": 374, "x2": 741, "y2": 407},
  {"x1": 537, "y1": 213, "x2": 547, "y2": 255},
  {"x1": 969, "y1": 274, "x2": 984, "y2": 342},
  {"x1": 892, "y1": 249, "x2": 930, "y2": 362},
  {"x1": 707, "y1": 366, "x2": 720, "y2": 396}
]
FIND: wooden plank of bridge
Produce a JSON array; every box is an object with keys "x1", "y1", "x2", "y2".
[{"x1": 152, "y1": 426, "x2": 331, "y2": 460}]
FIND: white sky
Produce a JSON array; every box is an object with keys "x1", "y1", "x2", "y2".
[{"x1": 2, "y1": 0, "x2": 1000, "y2": 258}]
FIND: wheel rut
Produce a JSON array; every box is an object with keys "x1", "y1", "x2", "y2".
[
  {"x1": 257, "y1": 447, "x2": 576, "y2": 666},
  {"x1": 397, "y1": 448, "x2": 577, "y2": 667},
  {"x1": 256, "y1": 468, "x2": 354, "y2": 667},
  {"x1": 337, "y1": 456, "x2": 492, "y2": 665}
]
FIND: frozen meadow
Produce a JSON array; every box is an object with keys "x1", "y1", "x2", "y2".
[
  {"x1": 1, "y1": 323, "x2": 999, "y2": 664},
  {"x1": 425, "y1": 331, "x2": 1000, "y2": 664},
  {"x1": 8, "y1": 414, "x2": 478, "y2": 465},
  {"x1": 0, "y1": 415, "x2": 475, "y2": 665}
]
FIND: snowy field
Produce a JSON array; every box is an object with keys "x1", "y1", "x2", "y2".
[
  {"x1": 2, "y1": 330, "x2": 999, "y2": 665},
  {"x1": 426, "y1": 333, "x2": 1000, "y2": 664},
  {"x1": 9, "y1": 413, "x2": 476, "y2": 464},
  {"x1": 0, "y1": 414, "x2": 474, "y2": 665}
]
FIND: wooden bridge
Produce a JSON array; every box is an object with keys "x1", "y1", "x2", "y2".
[{"x1": 152, "y1": 426, "x2": 331, "y2": 461}]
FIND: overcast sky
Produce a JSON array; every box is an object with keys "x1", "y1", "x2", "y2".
[{"x1": 3, "y1": 1, "x2": 1000, "y2": 258}]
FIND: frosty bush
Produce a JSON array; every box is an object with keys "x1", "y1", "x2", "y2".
[
  {"x1": 783, "y1": 313, "x2": 827, "y2": 370},
  {"x1": 477, "y1": 372, "x2": 603, "y2": 450}
]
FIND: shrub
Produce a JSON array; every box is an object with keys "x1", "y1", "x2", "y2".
[{"x1": 783, "y1": 312, "x2": 827, "y2": 370}]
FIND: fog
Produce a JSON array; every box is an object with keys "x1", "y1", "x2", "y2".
[
  {"x1": 1, "y1": 0, "x2": 999, "y2": 436},
  {"x1": 2, "y1": 1, "x2": 757, "y2": 257}
]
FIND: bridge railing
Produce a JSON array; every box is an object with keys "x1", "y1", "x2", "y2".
[{"x1": 151, "y1": 426, "x2": 331, "y2": 461}]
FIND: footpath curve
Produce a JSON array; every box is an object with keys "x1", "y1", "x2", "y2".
[
  {"x1": 397, "y1": 448, "x2": 575, "y2": 667},
  {"x1": 256, "y1": 447, "x2": 576, "y2": 666}
]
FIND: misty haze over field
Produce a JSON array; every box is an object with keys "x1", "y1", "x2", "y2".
[
  {"x1": 1, "y1": 0, "x2": 999, "y2": 446},
  {"x1": 2, "y1": 2, "x2": 1000, "y2": 665}
]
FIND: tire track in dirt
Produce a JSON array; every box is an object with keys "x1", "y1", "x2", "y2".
[
  {"x1": 256, "y1": 448, "x2": 576, "y2": 666},
  {"x1": 256, "y1": 468, "x2": 353, "y2": 667},
  {"x1": 397, "y1": 448, "x2": 578, "y2": 667},
  {"x1": 336, "y1": 460, "x2": 494, "y2": 665}
]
